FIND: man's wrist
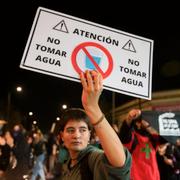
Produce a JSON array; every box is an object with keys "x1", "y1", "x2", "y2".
[{"x1": 92, "y1": 113, "x2": 105, "y2": 127}]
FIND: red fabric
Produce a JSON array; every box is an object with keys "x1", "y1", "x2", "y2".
[{"x1": 124, "y1": 132, "x2": 160, "y2": 180}]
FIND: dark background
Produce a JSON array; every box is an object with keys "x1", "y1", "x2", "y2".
[{"x1": 1, "y1": 1, "x2": 180, "y2": 132}]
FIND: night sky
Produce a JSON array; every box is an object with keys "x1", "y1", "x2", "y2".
[{"x1": 1, "y1": 1, "x2": 180, "y2": 132}]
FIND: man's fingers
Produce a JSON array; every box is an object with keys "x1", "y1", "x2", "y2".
[
  {"x1": 80, "y1": 71, "x2": 87, "y2": 89},
  {"x1": 80, "y1": 70, "x2": 103, "y2": 92}
]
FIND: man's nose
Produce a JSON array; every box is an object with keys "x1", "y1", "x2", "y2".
[{"x1": 72, "y1": 129, "x2": 81, "y2": 138}]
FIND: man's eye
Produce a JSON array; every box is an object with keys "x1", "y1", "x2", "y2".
[
  {"x1": 66, "y1": 129, "x2": 75, "y2": 134},
  {"x1": 79, "y1": 128, "x2": 87, "y2": 133}
]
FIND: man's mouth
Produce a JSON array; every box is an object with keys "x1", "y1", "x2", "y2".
[{"x1": 71, "y1": 141, "x2": 81, "y2": 145}]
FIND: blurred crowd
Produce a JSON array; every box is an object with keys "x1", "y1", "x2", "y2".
[
  {"x1": 0, "y1": 119, "x2": 101, "y2": 180},
  {"x1": 0, "y1": 108, "x2": 180, "y2": 180},
  {"x1": 0, "y1": 120, "x2": 65, "y2": 180}
]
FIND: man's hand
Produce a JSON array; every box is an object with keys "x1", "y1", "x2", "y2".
[{"x1": 80, "y1": 70, "x2": 103, "y2": 114}]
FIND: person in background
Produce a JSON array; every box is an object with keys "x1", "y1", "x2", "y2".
[
  {"x1": 5, "y1": 123, "x2": 30, "y2": 180},
  {"x1": 119, "y1": 109, "x2": 161, "y2": 180},
  {"x1": 46, "y1": 132, "x2": 58, "y2": 179},
  {"x1": 31, "y1": 129, "x2": 46, "y2": 180},
  {"x1": 26, "y1": 133, "x2": 35, "y2": 170},
  {"x1": 58, "y1": 70, "x2": 132, "y2": 180},
  {"x1": 53, "y1": 134, "x2": 69, "y2": 179},
  {"x1": 0, "y1": 119, "x2": 11, "y2": 180},
  {"x1": 157, "y1": 138, "x2": 180, "y2": 180}
]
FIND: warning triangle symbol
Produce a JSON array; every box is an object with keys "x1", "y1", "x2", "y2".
[
  {"x1": 53, "y1": 20, "x2": 69, "y2": 33},
  {"x1": 122, "y1": 40, "x2": 136, "y2": 53}
]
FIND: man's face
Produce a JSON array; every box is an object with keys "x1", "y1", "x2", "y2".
[{"x1": 61, "y1": 120, "x2": 91, "y2": 153}]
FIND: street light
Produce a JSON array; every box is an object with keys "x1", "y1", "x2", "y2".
[
  {"x1": 56, "y1": 117, "x2": 60, "y2": 121},
  {"x1": 16, "y1": 86, "x2": 22, "y2": 92},
  {"x1": 62, "y1": 104, "x2": 67, "y2": 110},
  {"x1": 7, "y1": 86, "x2": 23, "y2": 122},
  {"x1": 29, "y1": 112, "x2": 33, "y2": 116}
]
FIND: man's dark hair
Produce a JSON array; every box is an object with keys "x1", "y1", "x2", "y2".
[{"x1": 59, "y1": 108, "x2": 92, "y2": 131}]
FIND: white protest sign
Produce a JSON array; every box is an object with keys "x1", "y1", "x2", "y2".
[
  {"x1": 20, "y1": 7, "x2": 154, "y2": 100},
  {"x1": 158, "y1": 112, "x2": 180, "y2": 136}
]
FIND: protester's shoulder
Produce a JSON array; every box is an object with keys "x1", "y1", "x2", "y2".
[
  {"x1": 86, "y1": 145, "x2": 131, "y2": 163},
  {"x1": 83, "y1": 145, "x2": 103, "y2": 154},
  {"x1": 87, "y1": 145, "x2": 132, "y2": 178},
  {"x1": 79, "y1": 145, "x2": 103, "y2": 162}
]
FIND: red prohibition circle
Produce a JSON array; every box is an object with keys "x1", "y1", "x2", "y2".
[{"x1": 71, "y1": 42, "x2": 113, "y2": 79}]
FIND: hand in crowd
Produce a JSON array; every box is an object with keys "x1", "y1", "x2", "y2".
[
  {"x1": 157, "y1": 143, "x2": 170, "y2": 156},
  {"x1": 126, "y1": 109, "x2": 141, "y2": 126},
  {"x1": 4, "y1": 131, "x2": 14, "y2": 148}
]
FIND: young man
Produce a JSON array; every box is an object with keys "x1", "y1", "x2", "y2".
[{"x1": 58, "y1": 70, "x2": 132, "y2": 180}]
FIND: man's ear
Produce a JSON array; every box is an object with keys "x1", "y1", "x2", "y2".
[
  {"x1": 60, "y1": 131, "x2": 64, "y2": 141},
  {"x1": 88, "y1": 130, "x2": 91, "y2": 140}
]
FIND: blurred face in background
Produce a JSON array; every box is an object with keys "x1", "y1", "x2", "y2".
[
  {"x1": 33, "y1": 133, "x2": 41, "y2": 143},
  {"x1": 13, "y1": 125, "x2": 22, "y2": 138},
  {"x1": 13, "y1": 125, "x2": 21, "y2": 132}
]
